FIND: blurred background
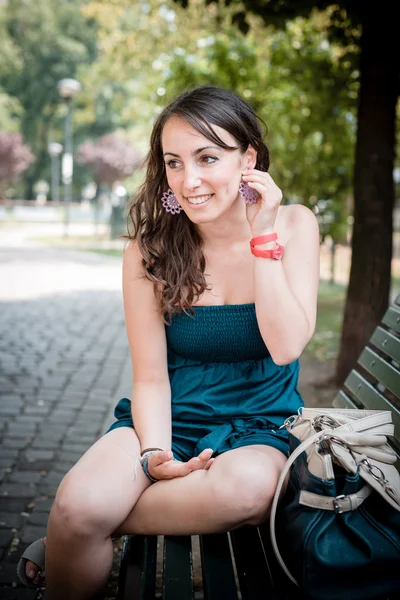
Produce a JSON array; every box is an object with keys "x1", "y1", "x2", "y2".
[
  {"x1": 1, "y1": 0, "x2": 399, "y2": 388},
  {"x1": 0, "y1": 1, "x2": 399, "y2": 597},
  {"x1": 2, "y1": 0, "x2": 400, "y2": 376}
]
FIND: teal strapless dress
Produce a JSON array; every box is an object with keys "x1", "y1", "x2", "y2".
[{"x1": 107, "y1": 304, "x2": 303, "y2": 459}]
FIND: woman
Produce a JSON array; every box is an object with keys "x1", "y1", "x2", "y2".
[{"x1": 18, "y1": 84, "x2": 320, "y2": 599}]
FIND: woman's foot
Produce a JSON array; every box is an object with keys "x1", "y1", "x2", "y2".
[{"x1": 17, "y1": 537, "x2": 46, "y2": 588}]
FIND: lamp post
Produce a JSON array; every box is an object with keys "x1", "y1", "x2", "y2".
[
  {"x1": 48, "y1": 142, "x2": 63, "y2": 203},
  {"x1": 57, "y1": 78, "x2": 81, "y2": 236}
]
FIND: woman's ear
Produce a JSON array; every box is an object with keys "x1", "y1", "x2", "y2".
[{"x1": 244, "y1": 145, "x2": 257, "y2": 169}]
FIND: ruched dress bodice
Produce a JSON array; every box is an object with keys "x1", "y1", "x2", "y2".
[{"x1": 166, "y1": 303, "x2": 303, "y2": 428}]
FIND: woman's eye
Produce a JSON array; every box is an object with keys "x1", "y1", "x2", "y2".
[
  {"x1": 166, "y1": 160, "x2": 180, "y2": 169},
  {"x1": 200, "y1": 155, "x2": 218, "y2": 165}
]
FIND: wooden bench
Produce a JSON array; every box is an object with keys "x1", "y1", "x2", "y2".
[{"x1": 116, "y1": 295, "x2": 400, "y2": 600}]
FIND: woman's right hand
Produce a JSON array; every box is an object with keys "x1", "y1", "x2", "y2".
[{"x1": 146, "y1": 448, "x2": 214, "y2": 481}]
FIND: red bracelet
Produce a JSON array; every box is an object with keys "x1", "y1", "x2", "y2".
[
  {"x1": 250, "y1": 233, "x2": 278, "y2": 247},
  {"x1": 250, "y1": 242, "x2": 284, "y2": 259},
  {"x1": 250, "y1": 233, "x2": 284, "y2": 260}
]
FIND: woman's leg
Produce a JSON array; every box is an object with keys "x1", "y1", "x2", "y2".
[
  {"x1": 32, "y1": 427, "x2": 150, "y2": 600},
  {"x1": 114, "y1": 444, "x2": 287, "y2": 536}
]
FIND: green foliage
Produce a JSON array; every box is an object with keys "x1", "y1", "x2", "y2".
[
  {"x1": 0, "y1": 90, "x2": 22, "y2": 132},
  {"x1": 162, "y1": 13, "x2": 356, "y2": 238},
  {"x1": 0, "y1": 0, "x2": 98, "y2": 197}
]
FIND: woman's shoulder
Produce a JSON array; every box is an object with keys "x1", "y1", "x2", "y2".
[
  {"x1": 277, "y1": 203, "x2": 319, "y2": 240},
  {"x1": 123, "y1": 239, "x2": 144, "y2": 273}
]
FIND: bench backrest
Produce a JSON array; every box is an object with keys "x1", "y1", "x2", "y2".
[{"x1": 333, "y1": 293, "x2": 400, "y2": 470}]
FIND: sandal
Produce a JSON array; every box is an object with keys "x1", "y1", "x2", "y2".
[{"x1": 17, "y1": 538, "x2": 46, "y2": 588}]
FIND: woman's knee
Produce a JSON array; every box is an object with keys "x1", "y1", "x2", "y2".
[
  {"x1": 210, "y1": 451, "x2": 282, "y2": 524},
  {"x1": 49, "y1": 475, "x2": 113, "y2": 537}
]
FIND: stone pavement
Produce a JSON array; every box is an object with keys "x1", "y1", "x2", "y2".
[
  {"x1": 0, "y1": 225, "x2": 132, "y2": 599},
  {"x1": 0, "y1": 223, "x2": 338, "y2": 599}
]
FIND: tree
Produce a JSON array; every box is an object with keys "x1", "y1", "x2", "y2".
[
  {"x1": 0, "y1": 0, "x2": 98, "y2": 199},
  {"x1": 176, "y1": 0, "x2": 399, "y2": 384},
  {"x1": 77, "y1": 132, "x2": 140, "y2": 235},
  {"x1": 0, "y1": 90, "x2": 22, "y2": 133},
  {"x1": 162, "y1": 19, "x2": 355, "y2": 211},
  {"x1": 0, "y1": 132, "x2": 34, "y2": 198},
  {"x1": 77, "y1": 134, "x2": 140, "y2": 185}
]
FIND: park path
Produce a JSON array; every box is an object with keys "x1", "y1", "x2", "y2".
[
  {"x1": 0, "y1": 223, "x2": 336, "y2": 599},
  {"x1": 0, "y1": 224, "x2": 132, "y2": 598}
]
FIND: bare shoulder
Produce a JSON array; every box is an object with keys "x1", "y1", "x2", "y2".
[
  {"x1": 277, "y1": 204, "x2": 319, "y2": 241},
  {"x1": 122, "y1": 239, "x2": 161, "y2": 315},
  {"x1": 123, "y1": 239, "x2": 145, "y2": 277},
  {"x1": 122, "y1": 239, "x2": 168, "y2": 381}
]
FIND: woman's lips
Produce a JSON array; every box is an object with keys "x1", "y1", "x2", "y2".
[{"x1": 185, "y1": 193, "x2": 213, "y2": 207}]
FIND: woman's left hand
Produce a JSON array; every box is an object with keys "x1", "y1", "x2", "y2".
[{"x1": 242, "y1": 170, "x2": 283, "y2": 236}]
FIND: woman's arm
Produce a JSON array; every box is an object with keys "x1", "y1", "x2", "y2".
[
  {"x1": 243, "y1": 169, "x2": 320, "y2": 365},
  {"x1": 123, "y1": 241, "x2": 172, "y2": 451},
  {"x1": 253, "y1": 203, "x2": 320, "y2": 365},
  {"x1": 123, "y1": 242, "x2": 215, "y2": 480}
]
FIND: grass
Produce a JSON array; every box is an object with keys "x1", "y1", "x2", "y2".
[
  {"x1": 306, "y1": 280, "x2": 346, "y2": 362},
  {"x1": 31, "y1": 235, "x2": 125, "y2": 257},
  {"x1": 84, "y1": 248, "x2": 123, "y2": 257},
  {"x1": 32, "y1": 234, "x2": 113, "y2": 245}
]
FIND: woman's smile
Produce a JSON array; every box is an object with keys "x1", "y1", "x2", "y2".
[{"x1": 185, "y1": 193, "x2": 214, "y2": 207}]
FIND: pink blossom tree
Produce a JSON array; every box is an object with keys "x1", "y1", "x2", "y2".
[
  {"x1": 0, "y1": 132, "x2": 34, "y2": 198},
  {"x1": 77, "y1": 134, "x2": 140, "y2": 185}
]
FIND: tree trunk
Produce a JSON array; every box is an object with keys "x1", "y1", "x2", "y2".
[{"x1": 335, "y1": 7, "x2": 399, "y2": 385}]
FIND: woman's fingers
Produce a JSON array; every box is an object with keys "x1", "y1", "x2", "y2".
[
  {"x1": 242, "y1": 170, "x2": 283, "y2": 204},
  {"x1": 177, "y1": 448, "x2": 213, "y2": 476},
  {"x1": 148, "y1": 448, "x2": 214, "y2": 480},
  {"x1": 150, "y1": 450, "x2": 173, "y2": 466}
]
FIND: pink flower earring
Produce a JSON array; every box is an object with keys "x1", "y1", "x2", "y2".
[
  {"x1": 161, "y1": 189, "x2": 182, "y2": 215},
  {"x1": 239, "y1": 180, "x2": 259, "y2": 205}
]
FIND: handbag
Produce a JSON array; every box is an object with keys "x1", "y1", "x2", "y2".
[{"x1": 269, "y1": 407, "x2": 400, "y2": 600}]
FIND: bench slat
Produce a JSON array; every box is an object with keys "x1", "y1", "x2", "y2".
[
  {"x1": 358, "y1": 347, "x2": 400, "y2": 397},
  {"x1": 343, "y1": 370, "x2": 400, "y2": 436},
  {"x1": 333, "y1": 390, "x2": 358, "y2": 409},
  {"x1": 382, "y1": 307, "x2": 400, "y2": 333},
  {"x1": 258, "y1": 523, "x2": 300, "y2": 597},
  {"x1": 200, "y1": 533, "x2": 238, "y2": 600},
  {"x1": 116, "y1": 535, "x2": 157, "y2": 600},
  {"x1": 230, "y1": 527, "x2": 277, "y2": 599},
  {"x1": 391, "y1": 444, "x2": 400, "y2": 472},
  {"x1": 163, "y1": 536, "x2": 194, "y2": 600},
  {"x1": 370, "y1": 327, "x2": 400, "y2": 363}
]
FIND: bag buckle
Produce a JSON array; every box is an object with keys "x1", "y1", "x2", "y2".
[{"x1": 333, "y1": 494, "x2": 346, "y2": 514}]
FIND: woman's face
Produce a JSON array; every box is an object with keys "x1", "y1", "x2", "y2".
[{"x1": 161, "y1": 117, "x2": 256, "y2": 224}]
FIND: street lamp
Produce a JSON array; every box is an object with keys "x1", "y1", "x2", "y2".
[
  {"x1": 57, "y1": 78, "x2": 81, "y2": 236},
  {"x1": 48, "y1": 142, "x2": 63, "y2": 203}
]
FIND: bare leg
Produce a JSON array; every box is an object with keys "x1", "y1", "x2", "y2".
[
  {"x1": 42, "y1": 428, "x2": 149, "y2": 600},
  {"x1": 25, "y1": 441, "x2": 286, "y2": 598},
  {"x1": 114, "y1": 445, "x2": 287, "y2": 537}
]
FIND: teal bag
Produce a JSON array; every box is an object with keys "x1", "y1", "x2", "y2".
[{"x1": 270, "y1": 408, "x2": 400, "y2": 600}]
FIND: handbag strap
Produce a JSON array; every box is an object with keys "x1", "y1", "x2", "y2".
[
  {"x1": 299, "y1": 485, "x2": 372, "y2": 512},
  {"x1": 270, "y1": 430, "x2": 323, "y2": 586}
]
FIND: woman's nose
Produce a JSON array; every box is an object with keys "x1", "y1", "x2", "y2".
[{"x1": 183, "y1": 166, "x2": 201, "y2": 191}]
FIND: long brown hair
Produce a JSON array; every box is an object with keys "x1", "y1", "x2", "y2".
[{"x1": 125, "y1": 85, "x2": 270, "y2": 318}]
